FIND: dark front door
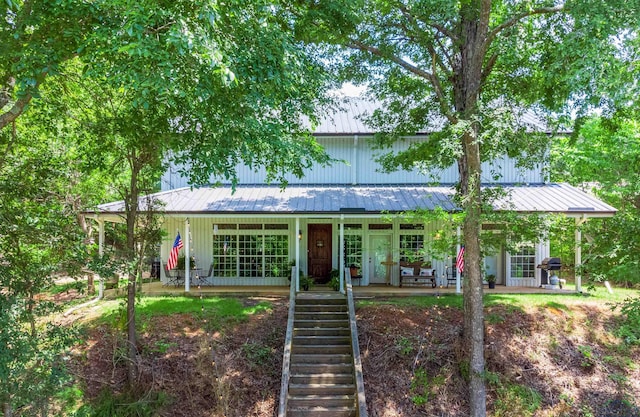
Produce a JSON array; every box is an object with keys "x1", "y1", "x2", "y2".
[{"x1": 308, "y1": 224, "x2": 332, "y2": 283}]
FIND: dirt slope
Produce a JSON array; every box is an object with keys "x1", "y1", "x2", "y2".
[{"x1": 70, "y1": 297, "x2": 640, "y2": 417}]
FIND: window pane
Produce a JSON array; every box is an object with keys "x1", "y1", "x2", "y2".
[
  {"x1": 264, "y1": 235, "x2": 289, "y2": 277},
  {"x1": 510, "y1": 246, "x2": 535, "y2": 278},
  {"x1": 343, "y1": 235, "x2": 363, "y2": 268},
  {"x1": 213, "y1": 235, "x2": 237, "y2": 277},
  {"x1": 400, "y1": 235, "x2": 424, "y2": 263},
  {"x1": 239, "y1": 235, "x2": 262, "y2": 277}
]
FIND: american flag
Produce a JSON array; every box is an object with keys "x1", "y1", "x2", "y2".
[
  {"x1": 167, "y1": 232, "x2": 183, "y2": 270},
  {"x1": 456, "y1": 246, "x2": 465, "y2": 273}
]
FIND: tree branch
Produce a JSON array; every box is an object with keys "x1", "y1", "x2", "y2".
[
  {"x1": 0, "y1": 92, "x2": 34, "y2": 131},
  {"x1": 487, "y1": 5, "x2": 564, "y2": 45},
  {"x1": 398, "y1": 3, "x2": 458, "y2": 43},
  {"x1": 347, "y1": 39, "x2": 456, "y2": 123}
]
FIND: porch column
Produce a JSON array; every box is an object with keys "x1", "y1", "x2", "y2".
[
  {"x1": 185, "y1": 219, "x2": 190, "y2": 292},
  {"x1": 339, "y1": 215, "x2": 345, "y2": 294},
  {"x1": 456, "y1": 226, "x2": 462, "y2": 294},
  {"x1": 98, "y1": 219, "x2": 105, "y2": 298},
  {"x1": 575, "y1": 216, "x2": 587, "y2": 293},
  {"x1": 295, "y1": 217, "x2": 300, "y2": 292}
]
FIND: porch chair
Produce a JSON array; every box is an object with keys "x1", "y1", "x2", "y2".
[
  {"x1": 445, "y1": 266, "x2": 462, "y2": 288},
  {"x1": 349, "y1": 265, "x2": 363, "y2": 286},
  {"x1": 163, "y1": 263, "x2": 184, "y2": 287},
  {"x1": 194, "y1": 263, "x2": 214, "y2": 286}
]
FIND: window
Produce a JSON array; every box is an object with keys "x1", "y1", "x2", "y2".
[
  {"x1": 399, "y1": 234, "x2": 424, "y2": 263},
  {"x1": 264, "y1": 235, "x2": 289, "y2": 277},
  {"x1": 343, "y1": 234, "x2": 363, "y2": 268},
  {"x1": 212, "y1": 224, "x2": 289, "y2": 278},
  {"x1": 510, "y1": 246, "x2": 535, "y2": 278},
  {"x1": 213, "y1": 235, "x2": 237, "y2": 277}
]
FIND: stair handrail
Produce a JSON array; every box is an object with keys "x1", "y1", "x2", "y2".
[
  {"x1": 344, "y1": 268, "x2": 368, "y2": 417},
  {"x1": 277, "y1": 266, "x2": 297, "y2": 417}
]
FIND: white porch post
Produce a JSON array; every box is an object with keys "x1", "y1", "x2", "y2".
[
  {"x1": 339, "y1": 215, "x2": 345, "y2": 294},
  {"x1": 185, "y1": 219, "x2": 190, "y2": 292},
  {"x1": 295, "y1": 217, "x2": 300, "y2": 292},
  {"x1": 575, "y1": 216, "x2": 587, "y2": 293},
  {"x1": 98, "y1": 219, "x2": 105, "y2": 298},
  {"x1": 456, "y1": 226, "x2": 462, "y2": 294}
]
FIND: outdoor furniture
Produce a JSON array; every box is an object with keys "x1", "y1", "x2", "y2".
[
  {"x1": 194, "y1": 263, "x2": 214, "y2": 286},
  {"x1": 164, "y1": 263, "x2": 184, "y2": 287},
  {"x1": 445, "y1": 266, "x2": 462, "y2": 288},
  {"x1": 349, "y1": 264, "x2": 363, "y2": 286},
  {"x1": 399, "y1": 261, "x2": 436, "y2": 288}
]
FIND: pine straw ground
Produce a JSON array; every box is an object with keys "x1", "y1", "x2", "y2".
[{"x1": 68, "y1": 296, "x2": 640, "y2": 417}]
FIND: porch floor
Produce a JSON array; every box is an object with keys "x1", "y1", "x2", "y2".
[{"x1": 138, "y1": 281, "x2": 575, "y2": 298}]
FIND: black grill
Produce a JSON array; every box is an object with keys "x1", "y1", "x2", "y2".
[{"x1": 538, "y1": 257, "x2": 562, "y2": 285}]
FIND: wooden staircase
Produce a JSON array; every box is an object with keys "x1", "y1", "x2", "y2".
[{"x1": 285, "y1": 292, "x2": 357, "y2": 417}]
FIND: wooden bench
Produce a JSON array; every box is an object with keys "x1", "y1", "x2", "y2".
[{"x1": 399, "y1": 261, "x2": 436, "y2": 288}]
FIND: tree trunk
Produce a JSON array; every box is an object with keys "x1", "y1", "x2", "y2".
[
  {"x1": 3, "y1": 402, "x2": 12, "y2": 417},
  {"x1": 454, "y1": 3, "x2": 489, "y2": 415},
  {"x1": 125, "y1": 156, "x2": 140, "y2": 386},
  {"x1": 460, "y1": 129, "x2": 486, "y2": 417}
]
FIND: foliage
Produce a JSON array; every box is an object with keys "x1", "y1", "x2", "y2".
[
  {"x1": 612, "y1": 296, "x2": 640, "y2": 346},
  {"x1": 72, "y1": 389, "x2": 169, "y2": 417},
  {"x1": 329, "y1": 268, "x2": 340, "y2": 290},
  {"x1": 491, "y1": 377, "x2": 543, "y2": 417},
  {"x1": 0, "y1": 88, "x2": 89, "y2": 413},
  {"x1": 550, "y1": 118, "x2": 640, "y2": 287},
  {"x1": 300, "y1": 275, "x2": 315, "y2": 290}
]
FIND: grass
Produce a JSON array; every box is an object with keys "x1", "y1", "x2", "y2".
[
  {"x1": 90, "y1": 296, "x2": 272, "y2": 329},
  {"x1": 355, "y1": 285, "x2": 639, "y2": 312}
]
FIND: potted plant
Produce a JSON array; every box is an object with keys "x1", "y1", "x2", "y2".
[
  {"x1": 176, "y1": 255, "x2": 196, "y2": 270},
  {"x1": 486, "y1": 274, "x2": 496, "y2": 289},
  {"x1": 328, "y1": 268, "x2": 340, "y2": 291},
  {"x1": 300, "y1": 275, "x2": 314, "y2": 291}
]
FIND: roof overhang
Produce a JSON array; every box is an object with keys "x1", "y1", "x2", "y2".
[{"x1": 86, "y1": 183, "x2": 617, "y2": 221}]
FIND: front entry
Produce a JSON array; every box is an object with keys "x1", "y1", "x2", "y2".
[
  {"x1": 307, "y1": 224, "x2": 332, "y2": 283},
  {"x1": 368, "y1": 234, "x2": 393, "y2": 285}
]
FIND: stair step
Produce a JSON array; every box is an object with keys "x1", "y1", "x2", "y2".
[
  {"x1": 293, "y1": 344, "x2": 352, "y2": 354},
  {"x1": 290, "y1": 363, "x2": 354, "y2": 374},
  {"x1": 294, "y1": 319, "x2": 349, "y2": 328},
  {"x1": 295, "y1": 312, "x2": 348, "y2": 321},
  {"x1": 289, "y1": 383, "x2": 356, "y2": 396},
  {"x1": 296, "y1": 296, "x2": 346, "y2": 305},
  {"x1": 290, "y1": 373, "x2": 354, "y2": 384},
  {"x1": 294, "y1": 327, "x2": 351, "y2": 337},
  {"x1": 296, "y1": 304, "x2": 348, "y2": 312},
  {"x1": 293, "y1": 335, "x2": 351, "y2": 345},
  {"x1": 290, "y1": 353, "x2": 352, "y2": 364},
  {"x1": 287, "y1": 394, "x2": 355, "y2": 408},
  {"x1": 286, "y1": 405, "x2": 356, "y2": 417}
]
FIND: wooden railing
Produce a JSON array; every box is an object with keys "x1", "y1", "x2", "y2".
[
  {"x1": 277, "y1": 267, "x2": 297, "y2": 417},
  {"x1": 344, "y1": 267, "x2": 369, "y2": 417}
]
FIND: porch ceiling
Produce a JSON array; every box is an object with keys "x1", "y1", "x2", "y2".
[{"x1": 90, "y1": 183, "x2": 616, "y2": 218}]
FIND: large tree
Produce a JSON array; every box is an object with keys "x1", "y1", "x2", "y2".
[
  {"x1": 73, "y1": 0, "x2": 334, "y2": 385},
  {"x1": 291, "y1": 1, "x2": 640, "y2": 415}
]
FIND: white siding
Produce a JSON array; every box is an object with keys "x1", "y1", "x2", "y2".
[{"x1": 161, "y1": 135, "x2": 546, "y2": 190}]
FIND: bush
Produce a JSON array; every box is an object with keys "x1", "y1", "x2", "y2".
[{"x1": 614, "y1": 296, "x2": 640, "y2": 345}]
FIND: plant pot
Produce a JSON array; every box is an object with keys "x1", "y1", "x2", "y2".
[{"x1": 488, "y1": 281, "x2": 496, "y2": 289}]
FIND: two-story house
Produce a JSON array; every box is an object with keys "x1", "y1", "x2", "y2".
[{"x1": 93, "y1": 98, "x2": 616, "y2": 292}]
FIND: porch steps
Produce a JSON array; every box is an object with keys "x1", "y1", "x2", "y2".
[{"x1": 285, "y1": 293, "x2": 357, "y2": 417}]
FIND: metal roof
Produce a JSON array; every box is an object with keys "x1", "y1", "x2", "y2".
[
  {"x1": 309, "y1": 97, "x2": 551, "y2": 135},
  {"x1": 93, "y1": 183, "x2": 616, "y2": 218}
]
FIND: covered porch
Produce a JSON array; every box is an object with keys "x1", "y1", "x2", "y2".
[
  {"x1": 132, "y1": 280, "x2": 581, "y2": 298},
  {"x1": 90, "y1": 183, "x2": 616, "y2": 295}
]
